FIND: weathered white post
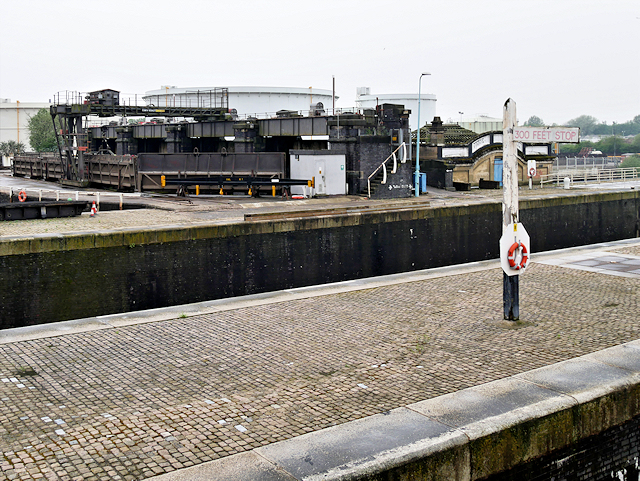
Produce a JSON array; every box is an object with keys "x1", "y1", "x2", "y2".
[{"x1": 502, "y1": 98, "x2": 519, "y2": 320}]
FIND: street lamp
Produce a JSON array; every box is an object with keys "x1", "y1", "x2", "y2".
[{"x1": 415, "y1": 72, "x2": 431, "y2": 197}]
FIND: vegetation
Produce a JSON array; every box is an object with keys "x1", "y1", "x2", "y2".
[
  {"x1": 27, "y1": 108, "x2": 59, "y2": 152},
  {"x1": 524, "y1": 115, "x2": 545, "y2": 127},
  {"x1": 621, "y1": 155, "x2": 640, "y2": 169},
  {"x1": 559, "y1": 132, "x2": 640, "y2": 156},
  {"x1": 564, "y1": 114, "x2": 640, "y2": 136},
  {"x1": 0, "y1": 140, "x2": 26, "y2": 158}
]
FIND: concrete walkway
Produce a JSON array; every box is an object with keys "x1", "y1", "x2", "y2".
[{"x1": 1, "y1": 238, "x2": 640, "y2": 480}]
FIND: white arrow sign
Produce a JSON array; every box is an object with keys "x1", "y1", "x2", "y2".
[{"x1": 513, "y1": 126, "x2": 580, "y2": 143}]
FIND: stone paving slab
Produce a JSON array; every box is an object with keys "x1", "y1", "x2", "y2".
[{"x1": 0, "y1": 240, "x2": 639, "y2": 480}]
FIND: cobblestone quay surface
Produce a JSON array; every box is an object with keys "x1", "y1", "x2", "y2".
[{"x1": 0, "y1": 239, "x2": 639, "y2": 480}]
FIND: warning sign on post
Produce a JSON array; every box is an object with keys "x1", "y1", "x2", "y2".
[{"x1": 513, "y1": 127, "x2": 580, "y2": 143}]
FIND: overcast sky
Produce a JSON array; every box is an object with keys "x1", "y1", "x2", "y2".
[{"x1": 1, "y1": 0, "x2": 638, "y2": 126}]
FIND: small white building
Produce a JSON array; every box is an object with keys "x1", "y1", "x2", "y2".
[
  {"x1": 0, "y1": 99, "x2": 51, "y2": 166},
  {"x1": 355, "y1": 87, "x2": 437, "y2": 131},
  {"x1": 143, "y1": 86, "x2": 336, "y2": 118},
  {"x1": 458, "y1": 115, "x2": 503, "y2": 134}
]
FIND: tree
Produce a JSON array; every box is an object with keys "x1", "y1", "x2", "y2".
[
  {"x1": 28, "y1": 108, "x2": 58, "y2": 152},
  {"x1": 524, "y1": 115, "x2": 545, "y2": 127},
  {"x1": 0, "y1": 140, "x2": 26, "y2": 157},
  {"x1": 565, "y1": 115, "x2": 599, "y2": 135},
  {"x1": 621, "y1": 155, "x2": 640, "y2": 169}
]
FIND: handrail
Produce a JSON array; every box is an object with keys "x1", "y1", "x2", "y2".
[
  {"x1": 4, "y1": 187, "x2": 142, "y2": 210},
  {"x1": 367, "y1": 143, "x2": 407, "y2": 198},
  {"x1": 539, "y1": 167, "x2": 640, "y2": 187}
]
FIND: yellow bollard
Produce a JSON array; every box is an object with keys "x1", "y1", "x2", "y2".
[
  {"x1": 196, "y1": 185, "x2": 200, "y2": 196},
  {"x1": 161, "y1": 175, "x2": 166, "y2": 187},
  {"x1": 272, "y1": 185, "x2": 276, "y2": 197}
]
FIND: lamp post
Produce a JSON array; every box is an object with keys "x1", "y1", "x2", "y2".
[{"x1": 415, "y1": 72, "x2": 431, "y2": 197}]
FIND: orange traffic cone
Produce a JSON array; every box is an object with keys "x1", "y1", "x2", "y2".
[{"x1": 90, "y1": 201, "x2": 97, "y2": 217}]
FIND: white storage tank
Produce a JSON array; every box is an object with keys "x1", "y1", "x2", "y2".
[
  {"x1": 143, "y1": 86, "x2": 336, "y2": 118},
  {"x1": 356, "y1": 88, "x2": 437, "y2": 131}
]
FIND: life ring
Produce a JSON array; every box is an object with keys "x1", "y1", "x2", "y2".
[
  {"x1": 529, "y1": 167, "x2": 536, "y2": 177},
  {"x1": 507, "y1": 241, "x2": 528, "y2": 270},
  {"x1": 17, "y1": 190, "x2": 27, "y2": 202}
]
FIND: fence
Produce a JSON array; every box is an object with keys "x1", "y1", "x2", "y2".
[{"x1": 540, "y1": 167, "x2": 640, "y2": 187}]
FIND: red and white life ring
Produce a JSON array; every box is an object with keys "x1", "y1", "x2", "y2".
[
  {"x1": 507, "y1": 241, "x2": 528, "y2": 270},
  {"x1": 528, "y1": 167, "x2": 536, "y2": 178},
  {"x1": 17, "y1": 190, "x2": 27, "y2": 202}
]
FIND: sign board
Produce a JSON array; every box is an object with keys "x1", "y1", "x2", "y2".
[
  {"x1": 527, "y1": 159, "x2": 536, "y2": 178},
  {"x1": 499, "y1": 222, "x2": 530, "y2": 276},
  {"x1": 513, "y1": 126, "x2": 580, "y2": 143}
]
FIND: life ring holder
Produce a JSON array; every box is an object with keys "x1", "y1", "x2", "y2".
[
  {"x1": 17, "y1": 190, "x2": 27, "y2": 202},
  {"x1": 507, "y1": 241, "x2": 528, "y2": 270}
]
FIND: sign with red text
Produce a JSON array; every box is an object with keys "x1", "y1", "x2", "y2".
[{"x1": 513, "y1": 126, "x2": 580, "y2": 143}]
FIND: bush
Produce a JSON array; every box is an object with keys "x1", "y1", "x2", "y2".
[{"x1": 620, "y1": 155, "x2": 640, "y2": 169}]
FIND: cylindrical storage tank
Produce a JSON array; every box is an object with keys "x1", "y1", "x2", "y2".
[
  {"x1": 143, "y1": 86, "x2": 336, "y2": 118},
  {"x1": 356, "y1": 91, "x2": 437, "y2": 131}
]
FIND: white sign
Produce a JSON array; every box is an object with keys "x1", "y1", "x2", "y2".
[
  {"x1": 527, "y1": 159, "x2": 536, "y2": 178},
  {"x1": 513, "y1": 126, "x2": 580, "y2": 143},
  {"x1": 499, "y1": 223, "x2": 531, "y2": 276}
]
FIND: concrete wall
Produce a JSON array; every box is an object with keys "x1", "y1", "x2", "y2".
[
  {"x1": 0, "y1": 191, "x2": 638, "y2": 327},
  {"x1": 0, "y1": 100, "x2": 51, "y2": 164}
]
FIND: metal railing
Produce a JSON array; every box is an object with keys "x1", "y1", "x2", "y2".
[
  {"x1": 540, "y1": 167, "x2": 640, "y2": 187},
  {"x1": 367, "y1": 143, "x2": 408, "y2": 198},
  {"x1": 4, "y1": 187, "x2": 142, "y2": 210},
  {"x1": 554, "y1": 156, "x2": 622, "y2": 170}
]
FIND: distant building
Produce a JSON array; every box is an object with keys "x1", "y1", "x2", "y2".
[
  {"x1": 356, "y1": 87, "x2": 436, "y2": 131},
  {"x1": 458, "y1": 115, "x2": 503, "y2": 134},
  {"x1": 0, "y1": 99, "x2": 51, "y2": 166}
]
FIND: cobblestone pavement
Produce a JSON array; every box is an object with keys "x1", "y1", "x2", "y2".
[{"x1": 1, "y1": 246, "x2": 639, "y2": 480}]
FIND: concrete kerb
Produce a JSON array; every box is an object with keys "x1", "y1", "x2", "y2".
[{"x1": 147, "y1": 341, "x2": 640, "y2": 481}]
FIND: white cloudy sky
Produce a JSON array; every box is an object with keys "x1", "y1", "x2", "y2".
[{"x1": 1, "y1": 0, "x2": 638, "y2": 125}]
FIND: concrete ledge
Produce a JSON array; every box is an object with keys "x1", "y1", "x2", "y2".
[{"x1": 149, "y1": 340, "x2": 640, "y2": 481}]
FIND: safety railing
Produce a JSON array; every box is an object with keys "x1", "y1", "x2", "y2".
[
  {"x1": 367, "y1": 143, "x2": 408, "y2": 198},
  {"x1": 539, "y1": 167, "x2": 640, "y2": 187},
  {"x1": 4, "y1": 187, "x2": 142, "y2": 210}
]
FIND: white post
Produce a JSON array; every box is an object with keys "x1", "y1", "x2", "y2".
[
  {"x1": 503, "y1": 99, "x2": 519, "y2": 229},
  {"x1": 503, "y1": 98, "x2": 519, "y2": 320}
]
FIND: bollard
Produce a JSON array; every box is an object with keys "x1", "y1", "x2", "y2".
[
  {"x1": 563, "y1": 177, "x2": 571, "y2": 190},
  {"x1": 56, "y1": 191, "x2": 60, "y2": 201},
  {"x1": 9, "y1": 187, "x2": 12, "y2": 203},
  {"x1": 76, "y1": 191, "x2": 79, "y2": 201},
  {"x1": 119, "y1": 193, "x2": 123, "y2": 210},
  {"x1": 39, "y1": 190, "x2": 42, "y2": 202}
]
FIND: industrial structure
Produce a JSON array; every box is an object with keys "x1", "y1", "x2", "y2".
[{"x1": 11, "y1": 87, "x2": 557, "y2": 198}]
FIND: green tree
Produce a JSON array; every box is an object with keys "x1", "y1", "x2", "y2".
[
  {"x1": 27, "y1": 108, "x2": 58, "y2": 152},
  {"x1": 0, "y1": 140, "x2": 26, "y2": 157},
  {"x1": 524, "y1": 115, "x2": 545, "y2": 127},
  {"x1": 565, "y1": 115, "x2": 599, "y2": 135},
  {"x1": 620, "y1": 155, "x2": 640, "y2": 169}
]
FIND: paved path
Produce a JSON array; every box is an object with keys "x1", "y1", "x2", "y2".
[{"x1": 1, "y1": 239, "x2": 639, "y2": 480}]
